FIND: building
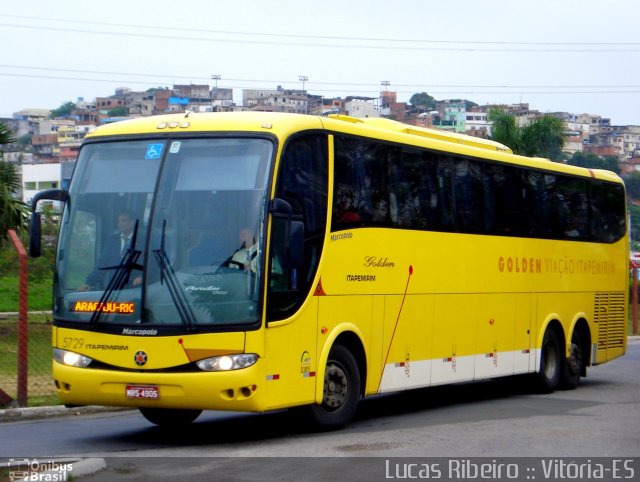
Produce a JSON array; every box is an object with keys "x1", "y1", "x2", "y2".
[
  {"x1": 464, "y1": 109, "x2": 492, "y2": 138},
  {"x1": 379, "y1": 90, "x2": 408, "y2": 122},
  {"x1": 210, "y1": 88, "x2": 235, "y2": 111},
  {"x1": 21, "y1": 163, "x2": 61, "y2": 205},
  {"x1": 243, "y1": 86, "x2": 311, "y2": 113},
  {"x1": 318, "y1": 98, "x2": 346, "y2": 116},
  {"x1": 12, "y1": 109, "x2": 51, "y2": 138},
  {"x1": 432, "y1": 99, "x2": 467, "y2": 133},
  {"x1": 345, "y1": 97, "x2": 379, "y2": 118}
]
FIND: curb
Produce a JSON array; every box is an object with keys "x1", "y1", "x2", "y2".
[
  {"x1": 0, "y1": 405, "x2": 133, "y2": 423},
  {"x1": 64, "y1": 458, "x2": 107, "y2": 479}
]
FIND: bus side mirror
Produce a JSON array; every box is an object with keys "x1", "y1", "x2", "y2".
[
  {"x1": 29, "y1": 188, "x2": 69, "y2": 258},
  {"x1": 30, "y1": 212, "x2": 42, "y2": 257}
]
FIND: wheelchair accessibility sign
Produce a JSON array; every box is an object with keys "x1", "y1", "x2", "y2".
[{"x1": 145, "y1": 143, "x2": 164, "y2": 160}]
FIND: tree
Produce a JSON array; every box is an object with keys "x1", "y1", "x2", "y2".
[
  {"x1": 0, "y1": 122, "x2": 14, "y2": 147},
  {"x1": 520, "y1": 115, "x2": 565, "y2": 160},
  {"x1": 465, "y1": 100, "x2": 479, "y2": 110},
  {"x1": 628, "y1": 204, "x2": 640, "y2": 251},
  {"x1": 0, "y1": 162, "x2": 29, "y2": 243},
  {"x1": 0, "y1": 123, "x2": 28, "y2": 242},
  {"x1": 408, "y1": 92, "x2": 436, "y2": 112},
  {"x1": 624, "y1": 171, "x2": 640, "y2": 200},
  {"x1": 487, "y1": 108, "x2": 522, "y2": 152},
  {"x1": 49, "y1": 101, "x2": 75, "y2": 119},
  {"x1": 107, "y1": 107, "x2": 128, "y2": 117},
  {"x1": 568, "y1": 152, "x2": 620, "y2": 174},
  {"x1": 17, "y1": 134, "x2": 32, "y2": 148},
  {"x1": 488, "y1": 109, "x2": 565, "y2": 161}
]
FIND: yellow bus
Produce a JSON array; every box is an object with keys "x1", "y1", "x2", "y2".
[{"x1": 30, "y1": 112, "x2": 628, "y2": 429}]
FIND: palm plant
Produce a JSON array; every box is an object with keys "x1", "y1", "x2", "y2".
[
  {"x1": 0, "y1": 122, "x2": 28, "y2": 242},
  {"x1": 488, "y1": 109, "x2": 565, "y2": 161}
]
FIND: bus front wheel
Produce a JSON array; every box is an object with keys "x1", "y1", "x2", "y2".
[
  {"x1": 536, "y1": 329, "x2": 562, "y2": 393},
  {"x1": 305, "y1": 344, "x2": 361, "y2": 431},
  {"x1": 139, "y1": 407, "x2": 202, "y2": 427}
]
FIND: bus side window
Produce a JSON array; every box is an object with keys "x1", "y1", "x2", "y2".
[
  {"x1": 454, "y1": 159, "x2": 484, "y2": 233},
  {"x1": 436, "y1": 156, "x2": 455, "y2": 230},
  {"x1": 591, "y1": 182, "x2": 625, "y2": 243},
  {"x1": 387, "y1": 147, "x2": 413, "y2": 227},
  {"x1": 368, "y1": 144, "x2": 390, "y2": 226},
  {"x1": 400, "y1": 149, "x2": 431, "y2": 230},
  {"x1": 491, "y1": 164, "x2": 526, "y2": 236},
  {"x1": 522, "y1": 171, "x2": 547, "y2": 237},
  {"x1": 556, "y1": 176, "x2": 589, "y2": 240},
  {"x1": 332, "y1": 137, "x2": 363, "y2": 230}
]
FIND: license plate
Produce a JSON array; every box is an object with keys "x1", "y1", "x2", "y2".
[{"x1": 126, "y1": 385, "x2": 159, "y2": 400}]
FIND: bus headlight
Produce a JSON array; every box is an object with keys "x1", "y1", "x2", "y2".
[
  {"x1": 196, "y1": 353, "x2": 259, "y2": 372},
  {"x1": 53, "y1": 348, "x2": 93, "y2": 368}
]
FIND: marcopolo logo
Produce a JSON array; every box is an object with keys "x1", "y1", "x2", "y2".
[
  {"x1": 122, "y1": 328, "x2": 158, "y2": 336},
  {"x1": 7, "y1": 458, "x2": 73, "y2": 481}
]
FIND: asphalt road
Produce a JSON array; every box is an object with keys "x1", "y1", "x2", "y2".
[{"x1": 1, "y1": 340, "x2": 638, "y2": 481}]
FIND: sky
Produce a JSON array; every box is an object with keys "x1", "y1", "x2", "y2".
[{"x1": 1, "y1": 0, "x2": 639, "y2": 124}]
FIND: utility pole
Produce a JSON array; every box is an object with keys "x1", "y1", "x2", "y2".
[
  {"x1": 299, "y1": 76, "x2": 309, "y2": 114},
  {"x1": 211, "y1": 75, "x2": 221, "y2": 110},
  {"x1": 298, "y1": 75, "x2": 308, "y2": 91}
]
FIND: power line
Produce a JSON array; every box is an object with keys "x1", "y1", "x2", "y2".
[
  {"x1": 2, "y1": 14, "x2": 638, "y2": 47},
  {"x1": 1, "y1": 20, "x2": 639, "y2": 53},
  {"x1": 1, "y1": 71, "x2": 639, "y2": 96},
  {"x1": 1, "y1": 65, "x2": 639, "y2": 91}
]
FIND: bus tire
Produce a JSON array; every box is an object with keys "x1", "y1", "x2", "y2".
[
  {"x1": 139, "y1": 407, "x2": 202, "y2": 427},
  {"x1": 305, "y1": 344, "x2": 361, "y2": 431},
  {"x1": 561, "y1": 330, "x2": 585, "y2": 390},
  {"x1": 536, "y1": 328, "x2": 562, "y2": 393}
]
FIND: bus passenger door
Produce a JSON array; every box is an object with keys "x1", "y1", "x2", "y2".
[
  {"x1": 264, "y1": 133, "x2": 329, "y2": 410},
  {"x1": 263, "y1": 299, "x2": 319, "y2": 410}
]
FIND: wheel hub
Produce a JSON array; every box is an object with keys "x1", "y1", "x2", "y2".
[
  {"x1": 569, "y1": 342, "x2": 582, "y2": 374},
  {"x1": 323, "y1": 363, "x2": 348, "y2": 409}
]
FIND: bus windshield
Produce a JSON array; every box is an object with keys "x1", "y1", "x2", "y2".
[{"x1": 55, "y1": 137, "x2": 273, "y2": 330}]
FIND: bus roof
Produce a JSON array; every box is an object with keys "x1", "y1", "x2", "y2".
[
  {"x1": 327, "y1": 115, "x2": 513, "y2": 154},
  {"x1": 85, "y1": 111, "x2": 622, "y2": 185}
]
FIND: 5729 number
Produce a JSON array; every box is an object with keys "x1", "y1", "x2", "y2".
[{"x1": 61, "y1": 337, "x2": 84, "y2": 350}]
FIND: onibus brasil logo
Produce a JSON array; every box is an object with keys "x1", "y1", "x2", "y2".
[{"x1": 6, "y1": 458, "x2": 73, "y2": 481}]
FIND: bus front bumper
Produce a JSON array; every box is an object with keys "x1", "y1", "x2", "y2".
[{"x1": 52, "y1": 361, "x2": 267, "y2": 412}]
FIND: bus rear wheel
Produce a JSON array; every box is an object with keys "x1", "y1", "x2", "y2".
[
  {"x1": 561, "y1": 330, "x2": 585, "y2": 390},
  {"x1": 536, "y1": 329, "x2": 562, "y2": 393},
  {"x1": 305, "y1": 344, "x2": 361, "y2": 431},
  {"x1": 139, "y1": 407, "x2": 202, "y2": 427}
]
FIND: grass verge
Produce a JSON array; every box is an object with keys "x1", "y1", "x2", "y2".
[
  {"x1": 0, "y1": 276, "x2": 52, "y2": 312},
  {"x1": 0, "y1": 312, "x2": 56, "y2": 406}
]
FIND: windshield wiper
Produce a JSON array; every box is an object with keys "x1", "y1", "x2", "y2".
[
  {"x1": 153, "y1": 220, "x2": 197, "y2": 331},
  {"x1": 89, "y1": 220, "x2": 143, "y2": 328}
]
